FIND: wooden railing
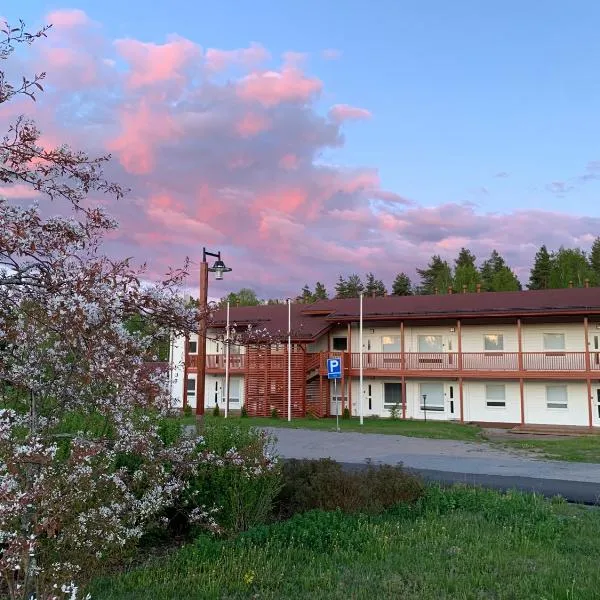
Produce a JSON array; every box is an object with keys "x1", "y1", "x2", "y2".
[
  {"x1": 186, "y1": 354, "x2": 245, "y2": 370},
  {"x1": 320, "y1": 351, "x2": 591, "y2": 373}
]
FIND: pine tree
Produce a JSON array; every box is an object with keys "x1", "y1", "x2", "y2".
[
  {"x1": 335, "y1": 275, "x2": 349, "y2": 298},
  {"x1": 391, "y1": 272, "x2": 412, "y2": 296},
  {"x1": 364, "y1": 272, "x2": 387, "y2": 297},
  {"x1": 490, "y1": 266, "x2": 521, "y2": 291},
  {"x1": 455, "y1": 247, "x2": 477, "y2": 269},
  {"x1": 590, "y1": 237, "x2": 600, "y2": 285},
  {"x1": 313, "y1": 281, "x2": 328, "y2": 300},
  {"x1": 453, "y1": 263, "x2": 481, "y2": 293},
  {"x1": 345, "y1": 274, "x2": 365, "y2": 298},
  {"x1": 480, "y1": 250, "x2": 506, "y2": 291},
  {"x1": 298, "y1": 284, "x2": 313, "y2": 304},
  {"x1": 528, "y1": 245, "x2": 553, "y2": 290},
  {"x1": 417, "y1": 255, "x2": 453, "y2": 294}
]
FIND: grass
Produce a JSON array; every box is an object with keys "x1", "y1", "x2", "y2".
[
  {"x1": 181, "y1": 414, "x2": 484, "y2": 442},
  {"x1": 88, "y1": 485, "x2": 600, "y2": 599},
  {"x1": 504, "y1": 436, "x2": 600, "y2": 463}
]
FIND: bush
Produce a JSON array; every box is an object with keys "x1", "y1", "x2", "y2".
[
  {"x1": 270, "y1": 407, "x2": 278, "y2": 419},
  {"x1": 240, "y1": 405, "x2": 248, "y2": 418},
  {"x1": 183, "y1": 404, "x2": 192, "y2": 417},
  {"x1": 176, "y1": 420, "x2": 281, "y2": 534},
  {"x1": 276, "y1": 459, "x2": 424, "y2": 519},
  {"x1": 212, "y1": 404, "x2": 221, "y2": 417},
  {"x1": 342, "y1": 408, "x2": 350, "y2": 420},
  {"x1": 388, "y1": 402, "x2": 401, "y2": 420}
]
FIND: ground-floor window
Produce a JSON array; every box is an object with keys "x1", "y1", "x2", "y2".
[
  {"x1": 419, "y1": 382, "x2": 444, "y2": 411},
  {"x1": 229, "y1": 378, "x2": 240, "y2": 403},
  {"x1": 485, "y1": 384, "x2": 506, "y2": 407},
  {"x1": 186, "y1": 376, "x2": 196, "y2": 401},
  {"x1": 546, "y1": 385, "x2": 568, "y2": 409},
  {"x1": 383, "y1": 382, "x2": 402, "y2": 409}
]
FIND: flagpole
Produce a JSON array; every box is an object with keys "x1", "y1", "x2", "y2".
[
  {"x1": 359, "y1": 291, "x2": 364, "y2": 425},
  {"x1": 224, "y1": 300, "x2": 230, "y2": 418}
]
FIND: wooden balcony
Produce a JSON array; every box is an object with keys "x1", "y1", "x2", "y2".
[
  {"x1": 321, "y1": 351, "x2": 593, "y2": 378},
  {"x1": 186, "y1": 354, "x2": 246, "y2": 372}
]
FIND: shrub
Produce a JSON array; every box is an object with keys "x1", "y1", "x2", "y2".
[
  {"x1": 342, "y1": 408, "x2": 350, "y2": 420},
  {"x1": 388, "y1": 402, "x2": 401, "y2": 420},
  {"x1": 276, "y1": 459, "x2": 424, "y2": 519},
  {"x1": 183, "y1": 404, "x2": 192, "y2": 417},
  {"x1": 270, "y1": 407, "x2": 278, "y2": 419},
  {"x1": 212, "y1": 404, "x2": 221, "y2": 417},
  {"x1": 240, "y1": 405, "x2": 248, "y2": 418},
  {"x1": 176, "y1": 420, "x2": 281, "y2": 534}
]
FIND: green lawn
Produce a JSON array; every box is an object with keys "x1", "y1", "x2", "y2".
[
  {"x1": 182, "y1": 414, "x2": 484, "y2": 442},
  {"x1": 504, "y1": 436, "x2": 600, "y2": 463},
  {"x1": 89, "y1": 485, "x2": 600, "y2": 599}
]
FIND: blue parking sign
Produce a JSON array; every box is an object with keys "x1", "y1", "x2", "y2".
[{"x1": 327, "y1": 358, "x2": 342, "y2": 379}]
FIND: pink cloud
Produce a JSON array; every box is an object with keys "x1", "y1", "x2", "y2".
[
  {"x1": 279, "y1": 154, "x2": 299, "y2": 170},
  {"x1": 46, "y1": 9, "x2": 90, "y2": 28},
  {"x1": 328, "y1": 103, "x2": 371, "y2": 123},
  {"x1": 0, "y1": 184, "x2": 41, "y2": 199},
  {"x1": 114, "y1": 36, "x2": 201, "y2": 89},
  {"x1": 235, "y1": 112, "x2": 271, "y2": 137},
  {"x1": 237, "y1": 67, "x2": 322, "y2": 106},
  {"x1": 205, "y1": 43, "x2": 269, "y2": 71}
]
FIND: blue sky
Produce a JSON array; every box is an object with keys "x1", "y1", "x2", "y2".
[{"x1": 5, "y1": 1, "x2": 600, "y2": 295}]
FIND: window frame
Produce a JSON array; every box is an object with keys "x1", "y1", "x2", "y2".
[
  {"x1": 382, "y1": 335, "x2": 401, "y2": 353},
  {"x1": 546, "y1": 384, "x2": 568, "y2": 409},
  {"x1": 383, "y1": 381, "x2": 402, "y2": 409},
  {"x1": 543, "y1": 332, "x2": 566, "y2": 352},
  {"x1": 483, "y1": 333, "x2": 504, "y2": 352},
  {"x1": 186, "y1": 376, "x2": 197, "y2": 398},
  {"x1": 332, "y1": 337, "x2": 348, "y2": 351},
  {"x1": 417, "y1": 335, "x2": 443, "y2": 353},
  {"x1": 188, "y1": 340, "x2": 198, "y2": 354}
]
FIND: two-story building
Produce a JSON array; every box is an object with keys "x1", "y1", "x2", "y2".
[{"x1": 170, "y1": 287, "x2": 600, "y2": 428}]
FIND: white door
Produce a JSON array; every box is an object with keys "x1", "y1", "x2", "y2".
[
  {"x1": 205, "y1": 376, "x2": 223, "y2": 408},
  {"x1": 592, "y1": 335, "x2": 600, "y2": 369},
  {"x1": 364, "y1": 336, "x2": 380, "y2": 367},
  {"x1": 595, "y1": 387, "x2": 600, "y2": 426},
  {"x1": 446, "y1": 382, "x2": 458, "y2": 419}
]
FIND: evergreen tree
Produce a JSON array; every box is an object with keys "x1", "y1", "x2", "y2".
[
  {"x1": 417, "y1": 255, "x2": 453, "y2": 294},
  {"x1": 528, "y1": 245, "x2": 553, "y2": 290},
  {"x1": 480, "y1": 250, "x2": 506, "y2": 291},
  {"x1": 345, "y1": 273, "x2": 365, "y2": 298},
  {"x1": 590, "y1": 237, "x2": 600, "y2": 285},
  {"x1": 364, "y1": 272, "x2": 387, "y2": 297},
  {"x1": 313, "y1": 281, "x2": 328, "y2": 300},
  {"x1": 335, "y1": 275, "x2": 348, "y2": 298},
  {"x1": 490, "y1": 266, "x2": 521, "y2": 291},
  {"x1": 549, "y1": 247, "x2": 593, "y2": 288},
  {"x1": 453, "y1": 263, "x2": 481, "y2": 293},
  {"x1": 298, "y1": 284, "x2": 314, "y2": 304},
  {"x1": 455, "y1": 247, "x2": 477, "y2": 269},
  {"x1": 219, "y1": 288, "x2": 261, "y2": 307},
  {"x1": 391, "y1": 272, "x2": 413, "y2": 296}
]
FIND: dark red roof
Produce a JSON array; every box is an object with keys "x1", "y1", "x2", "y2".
[{"x1": 209, "y1": 288, "x2": 600, "y2": 339}]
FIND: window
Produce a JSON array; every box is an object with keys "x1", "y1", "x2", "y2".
[
  {"x1": 186, "y1": 377, "x2": 196, "y2": 399},
  {"x1": 418, "y1": 335, "x2": 443, "y2": 353},
  {"x1": 543, "y1": 333, "x2": 565, "y2": 351},
  {"x1": 486, "y1": 384, "x2": 506, "y2": 407},
  {"x1": 484, "y1": 334, "x2": 504, "y2": 352},
  {"x1": 229, "y1": 342, "x2": 241, "y2": 354},
  {"x1": 419, "y1": 382, "x2": 444, "y2": 411},
  {"x1": 382, "y1": 336, "x2": 401, "y2": 352},
  {"x1": 228, "y1": 378, "x2": 240, "y2": 403},
  {"x1": 332, "y1": 337, "x2": 347, "y2": 351},
  {"x1": 546, "y1": 385, "x2": 568, "y2": 409},
  {"x1": 384, "y1": 382, "x2": 402, "y2": 408},
  {"x1": 188, "y1": 340, "x2": 198, "y2": 354}
]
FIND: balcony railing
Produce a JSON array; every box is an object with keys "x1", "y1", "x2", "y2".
[
  {"x1": 186, "y1": 354, "x2": 245, "y2": 370},
  {"x1": 324, "y1": 351, "x2": 590, "y2": 373}
]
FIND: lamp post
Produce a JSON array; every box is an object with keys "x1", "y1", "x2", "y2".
[
  {"x1": 422, "y1": 394, "x2": 427, "y2": 423},
  {"x1": 359, "y1": 291, "x2": 364, "y2": 426},
  {"x1": 196, "y1": 247, "x2": 232, "y2": 419},
  {"x1": 224, "y1": 299, "x2": 230, "y2": 419},
  {"x1": 287, "y1": 297, "x2": 292, "y2": 422}
]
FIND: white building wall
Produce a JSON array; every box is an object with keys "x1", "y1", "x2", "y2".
[
  {"x1": 524, "y1": 381, "x2": 589, "y2": 426},
  {"x1": 460, "y1": 325, "x2": 519, "y2": 352},
  {"x1": 463, "y1": 380, "x2": 521, "y2": 423},
  {"x1": 521, "y1": 323, "x2": 585, "y2": 352},
  {"x1": 169, "y1": 334, "x2": 186, "y2": 408}
]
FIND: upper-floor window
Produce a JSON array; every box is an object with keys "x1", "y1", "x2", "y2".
[
  {"x1": 484, "y1": 334, "x2": 504, "y2": 351},
  {"x1": 418, "y1": 335, "x2": 443, "y2": 353},
  {"x1": 543, "y1": 333, "x2": 565, "y2": 351},
  {"x1": 186, "y1": 376, "x2": 196, "y2": 399},
  {"x1": 332, "y1": 337, "x2": 347, "y2": 351},
  {"x1": 188, "y1": 340, "x2": 198, "y2": 354},
  {"x1": 382, "y1": 335, "x2": 401, "y2": 352}
]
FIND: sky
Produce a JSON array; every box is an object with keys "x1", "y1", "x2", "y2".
[{"x1": 3, "y1": 1, "x2": 600, "y2": 299}]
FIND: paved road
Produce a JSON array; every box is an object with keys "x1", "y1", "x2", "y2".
[{"x1": 267, "y1": 428, "x2": 600, "y2": 504}]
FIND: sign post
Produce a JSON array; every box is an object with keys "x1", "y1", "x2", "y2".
[{"x1": 327, "y1": 357, "x2": 342, "y2": 432}]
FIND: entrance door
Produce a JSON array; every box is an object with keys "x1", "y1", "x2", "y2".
[
  {"x1": 206, "y1": 376, "x2": 223, "y2": 409},
  {"x1": 419, "y1": 382, "x2": 445, "y2": 417},
  {"x1": 595, "y1": 388, "x2": 600, "y2": 424},
  {"x1": 365, "y1": 336, "x2": 380, "y2": 368},
  {"x1": 592, "y1": 335, "x2": 600, "y2": 368},
  {"x1": 446, "y1": 383, "x2": 457, "y2": 418}
]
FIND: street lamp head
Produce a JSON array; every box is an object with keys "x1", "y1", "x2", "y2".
[{"x1": 208, "y1": 258, "x2": 232, "y2": 280}]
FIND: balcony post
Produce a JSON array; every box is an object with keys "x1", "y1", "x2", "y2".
[
  {"x1": 183, "y1": 335, "x2": 189, "y2": 410},
  {"x1": 584, "y1": 316, "x2": 593, "y2": 428},
  {"x1": 517, "y1": 318, "x2": 524, "y2": 425},
  {"x1": 347, "y1": 322, "x2": 352, "y2": 416},
  {"x1": 400, "y1": 321, "x2": 405, "y2": 370},
  {"x1": 457, "y1": 320, "x2": 464, "y2": 422}
]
